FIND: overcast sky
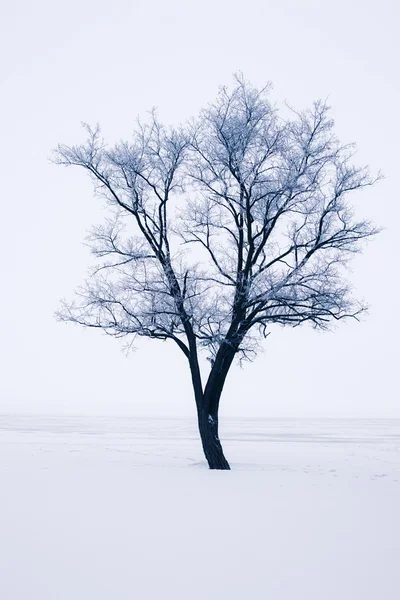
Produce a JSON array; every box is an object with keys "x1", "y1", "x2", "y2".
[{"x1": 0, "y1": 0, "x2": 398, "y2": 418}]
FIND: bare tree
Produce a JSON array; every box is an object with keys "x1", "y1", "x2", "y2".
[{"x1": 54, "y1": 76, "x2": 380, "y2": 469}]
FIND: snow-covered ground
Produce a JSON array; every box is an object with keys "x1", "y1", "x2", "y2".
[{"x1": 1, "y1": 416, "x2": 399, "y2": 599}]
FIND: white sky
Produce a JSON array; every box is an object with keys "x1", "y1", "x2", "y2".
[{"x1": 0, "y1": 0, "x2": 399, "y2": 418}]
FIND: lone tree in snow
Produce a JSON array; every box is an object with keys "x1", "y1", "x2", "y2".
[{"x1": 55, "y1": 76, "x2": 379, "y2": 469}]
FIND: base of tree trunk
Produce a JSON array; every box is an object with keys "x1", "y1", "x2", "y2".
[{"x1": 198, "y1": 413, "x2": 230, "y2": 470}]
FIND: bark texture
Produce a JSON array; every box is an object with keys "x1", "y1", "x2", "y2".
[{"x1": 198, "y1": 410, "x2": 230, "y2": 470}]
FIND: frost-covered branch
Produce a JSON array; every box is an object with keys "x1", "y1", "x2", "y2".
[{"x1": 54, "y1": 75, "x2": 380, "y2": 372}]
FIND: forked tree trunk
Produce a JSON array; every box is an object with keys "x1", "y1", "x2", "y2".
[
  {"x1": 197, "y1": 410, "x2": 230, "y2": 470},
  {"x1": 190, "y1": 342, "x2": 234, "y2": 470}
]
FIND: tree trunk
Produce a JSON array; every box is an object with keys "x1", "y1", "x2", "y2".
[{"x1": 197, "y1": 410, "x2": 230, "y2": 470}]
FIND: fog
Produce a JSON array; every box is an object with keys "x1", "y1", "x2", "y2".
[{"x1": 1, "y1": 0, "x2": 398, "y2": 418}]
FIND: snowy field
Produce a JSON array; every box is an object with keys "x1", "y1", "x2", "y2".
[{"x1": 1, "y1": 416, "x2": 399, "y2": 599}]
